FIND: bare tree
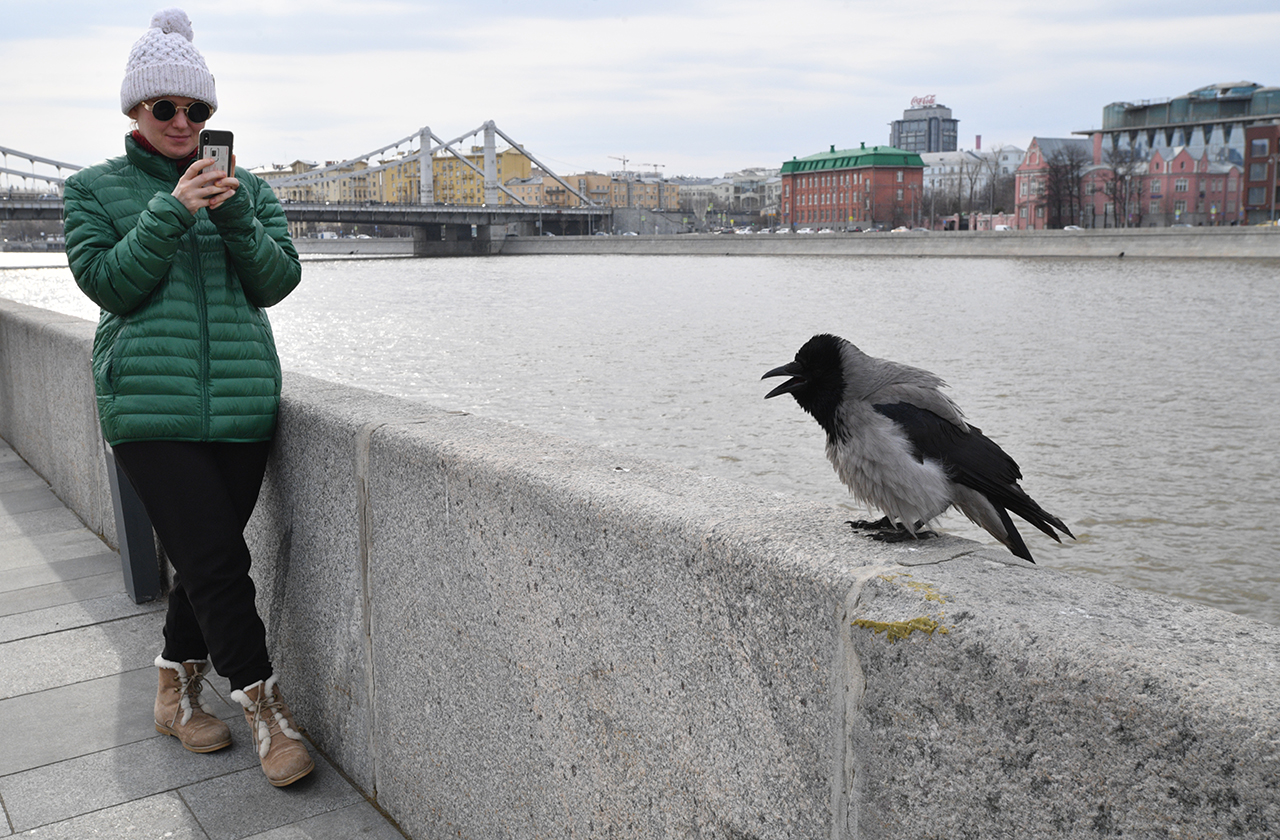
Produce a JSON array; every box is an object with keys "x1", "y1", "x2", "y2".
[
  {"x1": 1044, "y1": 144, "x2": 1091, "y2": 228},
  {"x1": 981, "y1": 146, "x2": 1017, "y2": 214},
  {"x1": 962, "y1": 153, "x2": 984, "y2": 213},
  {"x1": 1104, "y1": 145, "x2": 1146, "y2": 228}
]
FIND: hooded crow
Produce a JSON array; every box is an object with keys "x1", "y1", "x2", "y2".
[{"x1": 762, "y1": 333, "x2": 1073, "y2": 563}]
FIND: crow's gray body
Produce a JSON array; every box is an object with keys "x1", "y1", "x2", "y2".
[{"x1": 763, "y1": 334, "x2": 1072, "y2": 563}]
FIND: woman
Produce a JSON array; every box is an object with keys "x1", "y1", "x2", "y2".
[{"x1": 63, "y1": 9, "x2": 311, "y2": 787}]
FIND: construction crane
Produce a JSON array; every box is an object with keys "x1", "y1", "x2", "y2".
[
  {"x1": 608, "y1": 154, "x2": 629, "y2": 173},
  {"x1": 641, "y1": 162, "x2": 665, "y2": 178}
]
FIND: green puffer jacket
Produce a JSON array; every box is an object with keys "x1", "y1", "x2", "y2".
[{"x1": 64, "y1": 135, "x2": 301, "y2": 446}]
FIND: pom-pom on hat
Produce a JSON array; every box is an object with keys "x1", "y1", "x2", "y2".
[{"x1": 120, "y1": 8, "x2": 217, "y2": 116}]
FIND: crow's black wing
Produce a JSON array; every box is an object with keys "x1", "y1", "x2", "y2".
[{"x1": 873, "y1": 402, "x2": 1072, "y2": 544}]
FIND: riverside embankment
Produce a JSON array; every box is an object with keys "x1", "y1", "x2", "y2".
[
  {"x1": 2, "y1": 295, "x2": 1278, "y2": 838},
  {"x1": 293, "y1": 225, "x2": 1280, "y2": 259}
]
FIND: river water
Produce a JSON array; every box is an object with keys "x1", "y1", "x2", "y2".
[{"x1": 2, "y1": 251, "x2": 1278, "y2": 625}]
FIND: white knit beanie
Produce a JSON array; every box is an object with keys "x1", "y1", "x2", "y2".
[{"x1": 120, "y1": 9, "x2": 217, "y2": 116}]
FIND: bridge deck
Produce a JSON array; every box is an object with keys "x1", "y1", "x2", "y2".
[{"x1": 1, "y1": 196, "x2": 611, "y2": 227}]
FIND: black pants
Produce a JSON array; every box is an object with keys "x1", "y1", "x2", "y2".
[{"x1": 112, "y1": 440, "x2": 274, "y2": 691}]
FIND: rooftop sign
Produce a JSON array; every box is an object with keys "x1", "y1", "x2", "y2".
[{"x1": 911, "y1": 95, "x2": 937, "y2": 107}]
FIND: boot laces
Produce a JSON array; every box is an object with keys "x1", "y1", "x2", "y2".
[
  {"x1": 166, "y1": 665, "x2": 229, "y2": 728},
  {"x1": 187, "y1": 669, "x2": 231, "y2": 709},
  {"x1": 249, "y1": 684, "x2": 303, "y2": 754}
]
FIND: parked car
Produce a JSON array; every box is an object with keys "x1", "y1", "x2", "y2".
[
  {"x1": 796, "y1": 227, "x2": 815, "y2": 234},
  {"x1": 993, "y1": 225, "x2": 1012, "y2": 231},
  {"x1": 1063, "y1": 225, "x2": 1083, "y2": 231}
]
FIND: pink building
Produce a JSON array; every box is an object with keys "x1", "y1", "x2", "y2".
[
  {"x1": 1018, "y1": 135, "x2": 1242, "y2": 229},
  {"x1": 1014, "y1": 137, "x2": 1092, "y2": 230},
  {"x1": 1145, "y1": 148, "x2": 1241, "y2": 226}
]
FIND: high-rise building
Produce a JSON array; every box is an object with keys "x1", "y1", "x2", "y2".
[
  {"x1": 1082, "y1": 81, "x2": 1280, "y2": 164},
  {"x1": 890, "y1": 97, "x2": 959, "y2": 153},
  {"x1": 1242, "y1": 124, "x2": 1280, "y2": 224}
]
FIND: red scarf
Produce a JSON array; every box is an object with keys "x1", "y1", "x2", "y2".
[{"x1": 131, "y1": 130, "x2": 199, "y2": 172}]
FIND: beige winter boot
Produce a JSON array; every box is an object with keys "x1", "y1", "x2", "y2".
[
  {"x1": 154, "y1": 656, "x2": 233, "y2": 753},
  {"x1": 231, "y1": 675, "x2": 314, "y2": 787}
]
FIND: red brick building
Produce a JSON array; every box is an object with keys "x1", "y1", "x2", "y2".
[
  {"x1": 1243, "y1": 124, "x2": 1280, "y2": 224},
  {"x1": 780, "y1": 144, "x2": 924, "y2": 230}
]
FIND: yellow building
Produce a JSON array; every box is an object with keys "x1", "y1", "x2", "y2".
[
  {"x1": 252, "y1": 160, "x2": 321, "y2": 203},
  {"x1": 378, "y1": 152, "x2": 420, "y2": 204},
  {"x1": 320, "y1": 160, "x2": 374, "y2": 204},
  {"x1": 255, "y1": 150, "x2": 679, "y2": 211},
  {"x1": 506, "y1": 174, "x2": 546, "y2": 205},
  {"x1": 564, "y1": 173, "x2": 613, "y2": 207},
  {"x1": 369, "y1": 146, "x2": 535, "y2": 204},
  {"x1": 538, "y1": 172, "x2": 680, "y2": 210},
  {"x1": 432, "y1": 146, "x2": 533, "y2": 205},
  {"x1": 606, "y1": 177, "x2": 681, "y2": 211},
  {"x1": 252, "y1": 159, "x2": 375, "y2": 204}
]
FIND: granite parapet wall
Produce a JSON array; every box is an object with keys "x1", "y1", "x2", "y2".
[
  {"x1": 0, "y1": 301, "x2": 117, "y2": 544},
  {"x1": 2, "y1": 296, "x2": 1278, "y2": 838}
]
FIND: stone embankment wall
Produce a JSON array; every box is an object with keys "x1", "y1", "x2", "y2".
[
  {"x1": 496, "y1": 226, "x2": 1280, "y2": 259},
  {"x1": 291, "y1": 226, "x2": 1280, "y2": 259},
  {"x1": 2, "y1": 296, "x2": 1277, "y2": 839}
]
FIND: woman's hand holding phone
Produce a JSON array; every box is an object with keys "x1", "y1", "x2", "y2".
[{"x1": 173, "y1": 155, "x2": 239, "y2": 214}]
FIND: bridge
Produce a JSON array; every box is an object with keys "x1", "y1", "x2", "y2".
[
  {"x1": 2, "y1": 121, "x2": 614, "y2": 255},
  {"x1": 280, "y1": 201, "x2": 609, "y2": 254}
]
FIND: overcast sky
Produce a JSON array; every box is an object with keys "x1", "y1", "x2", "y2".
[{"x1": 3, "y1": 0, "x2": 1278, "y2": 181}]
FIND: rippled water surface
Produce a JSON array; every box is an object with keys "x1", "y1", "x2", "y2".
[{"x1": 3, "y1": 251, "x2": 1278, "y2": 624}]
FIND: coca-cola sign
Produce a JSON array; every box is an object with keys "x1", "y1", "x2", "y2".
[{"x1": 910, "y1": 95, "x2": 937, "y2": 107}]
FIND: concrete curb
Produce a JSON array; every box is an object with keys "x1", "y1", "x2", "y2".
[{"x1": 2, "y1": 296, "x2": 1277, "y2": 838}]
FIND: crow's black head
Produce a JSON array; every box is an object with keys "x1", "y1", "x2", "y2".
[{"x1": 762, "y1": 333, "x2": 847, "y2": 439}]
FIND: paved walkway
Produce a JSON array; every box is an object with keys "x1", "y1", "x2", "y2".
[{"x1": 0, "y1": 439, "x2": 406, "y2": 839}]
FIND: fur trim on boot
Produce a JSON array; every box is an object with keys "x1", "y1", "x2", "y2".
[
  {"x1": 231, "y1": 675, "x2": 314, "y2": 787},
  {"x1": 154, "y1": 655, "x2": 232, "y2": 753}
]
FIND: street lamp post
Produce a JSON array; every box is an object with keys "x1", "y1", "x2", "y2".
[
  {"x1": 1124, "y1": 175, "x2": 1132, "y2": 229},
  {"x1": 1271, "y1": 152, "x2": 1279, "y2": 224}
]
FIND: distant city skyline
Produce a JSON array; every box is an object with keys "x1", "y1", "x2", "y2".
[{"x1": 3, "y1": 1, "x2": 1278, "y2": 180}]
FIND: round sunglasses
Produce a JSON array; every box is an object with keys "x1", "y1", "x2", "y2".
[{"x1": 141, "y1": 99, "x2": 213, "y2": 123}]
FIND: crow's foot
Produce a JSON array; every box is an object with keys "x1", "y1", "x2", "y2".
[
  {"x1": 847, "y1": 518, "x2": 936, "y2": 543},
  {"x1": 846, "y1": 516, "x2": 897, "y2": 532},
  {"x1": 847, "y1": 517, "x2": 930, "y2": 533}
]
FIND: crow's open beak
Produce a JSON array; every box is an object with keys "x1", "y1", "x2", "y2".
[{"x1": 762, "y1": 361, "x2": 806, "y2": 399}]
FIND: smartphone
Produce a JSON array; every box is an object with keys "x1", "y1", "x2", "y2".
[{"x1": 198, "y1": 129, "x2": 234, "y2": 176}]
